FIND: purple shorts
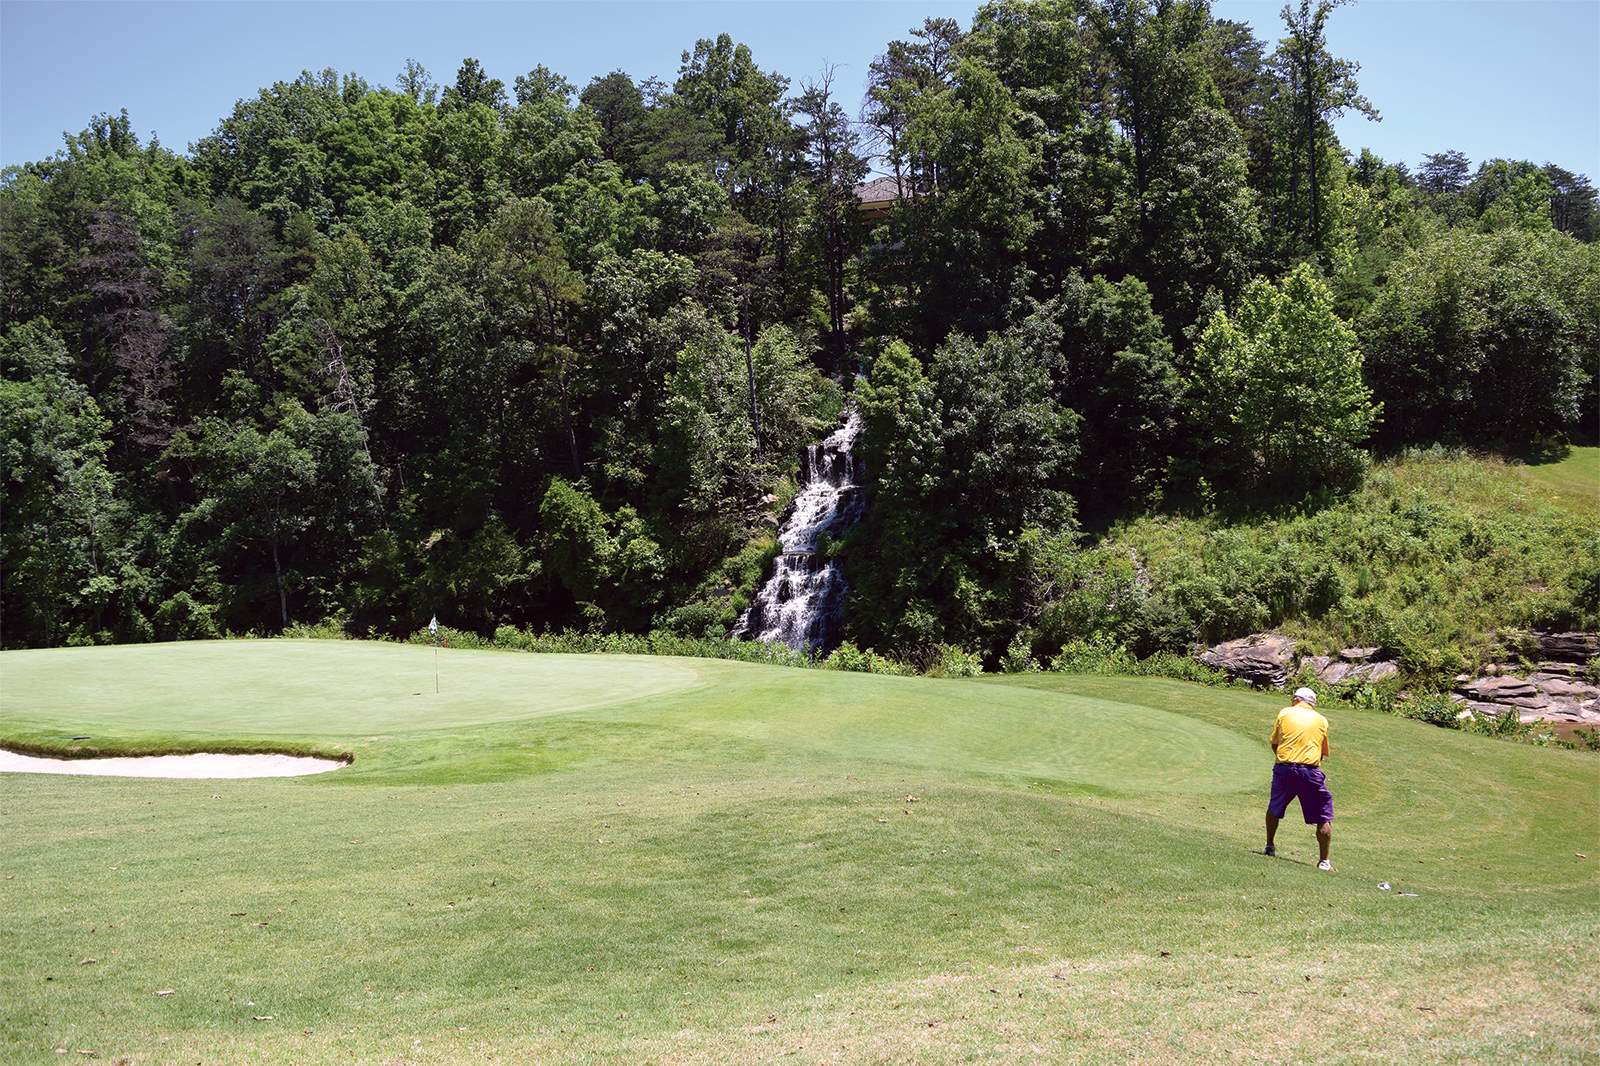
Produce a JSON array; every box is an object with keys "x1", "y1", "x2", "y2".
[{"x1": 1268, "y1": 762, "x2": 1334, "y2": 824}]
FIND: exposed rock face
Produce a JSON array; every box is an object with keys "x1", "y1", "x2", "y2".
[
  {"x1": 1195, "y1": 628, "x2": 1599, "y2": 729},
  {"x1": 1452, "y1": 671, "x2": 1600, "y2": 728},
  {"x1": 1199, "y1": 634, "x2": 1401, "y2": 689},
  {"x1": 1196, "y1": 634, "x2": 1297, "y2": 687},
  {"x1": 1535, "y1": 631, "x2": 1600, "y2": 664},
  {"x1": 1308, "y1": 654, "x2": 1399, "y2": 687},
  {"x1": 1450, "y1": 631, "x2": 1600, "y2": 727}
]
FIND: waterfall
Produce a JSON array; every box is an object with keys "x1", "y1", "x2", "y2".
[{"x1": 735, "y1": 410, "x2": 865, "y2": 652}]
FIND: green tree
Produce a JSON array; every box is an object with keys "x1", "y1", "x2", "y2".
[
  {"x1": 169, "y1": 404, "x2": 380, "y2": 630},
  {"x1": 1095, "y1": 0, "x2": 1261, "y2": 329},
  {"x1": 539, "y1": 478, "x2": 665, "y2": 630},
  {"x1": 1269, "y1": 0, "x2": 1379, "y2": 258},
  {"x1": 795, "y1": 71, "x2": 867, "y2": 369},
  {"x1": 0, "y1": 322, "x2": 125, "y2": 646},
  {"x1": 1192, "y1": 262, "x2": 1378, "y2": 496},
  {"x1": 1360, "y1": 229, "x2": 1594, "y2": 451},
  {"x1": 1037, "y1": 273, "x2": 1182, "y2": 514},
  {"x1": 580, "y1": 71, "x2": 649, "y2": 173}
]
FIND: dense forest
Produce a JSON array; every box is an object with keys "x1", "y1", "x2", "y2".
[{"x1": 3, "y1": 0, "x2": 1597, "y2": 665}]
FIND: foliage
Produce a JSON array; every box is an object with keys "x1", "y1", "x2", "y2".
[
  {"x1": 0, "y1": 5, "x2": 1595, "y2": 670},
  {"x1": 1191, "y1": 263, "x2": 1378, "y2": 498},
  {"x1": 1061, "y1": 449, "x2": 1598, "y2": 679},
  {"x1": 927, "y1": 643, "x2": 984, "y2": 678},
  {"x1": 1359, "y1": 228, "x2": 1596, "y2": 451},
  {"x1": 1000, "y1": 633, "x2": 1039, "y2": 673},
  {"x1": 1049, "y1": 635, "x2": 1137, "y2": 675},
  {"x1": 1398, "y1": 692, "x2": 1463, "y2": 728},
  {"x1": 821, "y1": 641, "x2": 917, "y2": 676}
]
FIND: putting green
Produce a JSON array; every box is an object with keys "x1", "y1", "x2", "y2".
[
  {"x1": 0, "y1": 639, "x2": 1261, "y2": 794},
  {"x1": 0, "y1": 639, "x2": 704, "y2": 735}
]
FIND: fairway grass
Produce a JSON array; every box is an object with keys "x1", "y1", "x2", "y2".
[
  {"x1": 3, "y1": 643, "x2": 1597, "y2": 1063},
  {"x1": 1516, "y1": 445, "x2": 1600, "y2": 516}
]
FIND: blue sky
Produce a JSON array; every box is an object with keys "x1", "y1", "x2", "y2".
[{"x1": 2, "y1": 1, "x2": 1596, "y2": 176}]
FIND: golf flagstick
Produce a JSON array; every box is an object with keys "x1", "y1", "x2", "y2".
[{"x1": 429, "y1": 614, "x2": 439, "y2": 694}]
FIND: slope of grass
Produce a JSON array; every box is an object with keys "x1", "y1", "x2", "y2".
[
  {"x1": 2, "y1": 642, "x2": 1597, "y2": 1063},
  {"x1": 1516, "y1": 445, "x2": 1600, "y2": 516},
  {"x1": 1060, "y1": 448, "x2": 1599, "y2": 678}
]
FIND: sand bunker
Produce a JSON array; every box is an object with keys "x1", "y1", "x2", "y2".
[{"x1": 0, "y1": 747, "x2": 348, "y2": 779}]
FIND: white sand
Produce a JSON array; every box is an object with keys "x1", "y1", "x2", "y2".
[{"x1": 0, "y1": 747, "x2": 348, "y2": 779}]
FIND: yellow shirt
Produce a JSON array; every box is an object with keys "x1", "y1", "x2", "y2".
[{"x1": 1271, "y1": 705, "x2": 1329, "y2": 766}]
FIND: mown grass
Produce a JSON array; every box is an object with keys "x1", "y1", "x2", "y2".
[
  {"x1": 1515, "y1": 445, "x2": 1600, "y2": 517},
  {"x1": 2, "y1": 643, "x2": 1596, "y2": 1063}
]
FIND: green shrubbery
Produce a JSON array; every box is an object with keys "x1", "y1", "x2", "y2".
[
  {"x1": 821, "y1": 642, "x2": 916, "y2": 676},
  {"x1": 1398, "y1": 693, "x2": 1463, "y2": 728},
  {"x1": 1023, "y1": 449, "x2": 1598, "y2": 685},
  {"x1": 1047, "y1": 636, "x2": 1231, "y2": 686},
  {"x1": 927, "y1": 644, "x2": 985, "y2": 678},
  {"x1": 657, "y1": 534, "x2": 781, "y2": 638}
]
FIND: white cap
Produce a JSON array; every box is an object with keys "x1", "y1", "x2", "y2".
[{"x1": 1293, "y1": 687, "x2": 1318, "y2": 706}]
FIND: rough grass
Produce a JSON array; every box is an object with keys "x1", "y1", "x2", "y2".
[
  {"x1": 2, "y1": 644, "x2": 1596, "y2": 1063},
  {"x1": 1090, "y1": 447, "x2": 1599, "y2": 675}
]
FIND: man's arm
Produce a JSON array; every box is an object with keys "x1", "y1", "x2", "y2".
[
  {"x1": 1321, "y1": 735, "x2": 1329, "y2": 758},
  {"x1": 1269, "y1": 717, "x2": 1281, "y2": 753}
]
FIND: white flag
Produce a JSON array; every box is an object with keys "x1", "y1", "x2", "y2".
[{"x1": 428, "y1": 614, "x2": 439, "y2": 636}]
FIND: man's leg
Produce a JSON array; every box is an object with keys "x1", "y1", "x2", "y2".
[
  {"x1": 1316, "y1": 821, "x2": 1331, "y2": 862},
  {"x1": 1264, "y1": 764, "x2": 1291, "y2": 854}
]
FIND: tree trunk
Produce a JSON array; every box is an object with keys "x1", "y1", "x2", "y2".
[
  {"x1": 1304, "y1": 46, "x2": 1321, "y2": 248},
  {"x1": 270, "y1": 536, "x2": 288, "y2": 629},
  {"x1": 743, "y1": 293, "x2": 762, "y2": 451}
]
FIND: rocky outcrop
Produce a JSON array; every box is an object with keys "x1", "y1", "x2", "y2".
[
  {"x1": 1197, "y1": 634, "x2": 1298, "y2": 687},
  {"x1": 1451, "y1": 670, "x2": 1600, "y2": 728},
  {"x1": 1449, "y1": 630, "x2": 1600, "y2": 728},
  {"x1": 1194, "y1": 629, "x2": 1599, "y2": 729},
  {"x1": 1306, "y1": 648, "x2": 1400, "y2": 687},
  {"x1": 1534, "y1": 631, "x2": 1600, "y2": 664},
  {"x1": 1197, "y1": 633, "x2": 1400, "y2": 689}
]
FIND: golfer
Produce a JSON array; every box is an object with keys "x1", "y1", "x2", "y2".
[{"x1": 1263, "y1": 686, "x2": 1334, "y2": 871}]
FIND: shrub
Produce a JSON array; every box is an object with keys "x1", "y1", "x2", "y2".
[
  {"x1": 1462, "y1": 705, "x2": 1535, "y2": 740},
  {"x1": 406, "y1": 625, "x2": 493, "y2": 650},
  {"x1": 1000, "y1": 634, "x2": 1039, "y2": 673},
  {"x1": 154, "y1": 591, "x2": 222, "y2": 641},
  {"x1": 927, "y1": 644, "x2": 983, "y2": 678},
  {"x1": 1398, "y1": 693, "x2": 1463, "y2": 728},
  {"x1": 823, "y1": 642, "x2": 912, "y2": 676},
  {"x1": 1049, "y1": 636, "x2": 1136, "y2": 675},
  {"x1": 1126, "y1": 652, "x2": 1229, "y2": 685},
  {"x1": 283, "y1": 615, "x2": 351, "y2": 640},
  {"x1": 658, "y1": 602, "x2": 731, "y2": 639}
]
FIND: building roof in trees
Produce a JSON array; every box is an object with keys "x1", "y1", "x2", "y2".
[{"x1": 854, "y1": 174, "x2": 902, "y2": 219}]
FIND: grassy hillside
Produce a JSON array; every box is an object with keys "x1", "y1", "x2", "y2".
[
  {"x1": 1060, "y1": 448, "x2": 1599, "y2": 679},
  {"x1": 3, "y1": 641, "x2": 1596, "y2": 1063}
]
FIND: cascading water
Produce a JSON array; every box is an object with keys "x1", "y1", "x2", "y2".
[{"x1": 735, "y1": 411, "x2": 865, "y2": 652}]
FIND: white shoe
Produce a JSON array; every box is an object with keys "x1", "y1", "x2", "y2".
[{"x1": 1317, "y1": 859, "x2": 1333, "y2": 872}]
